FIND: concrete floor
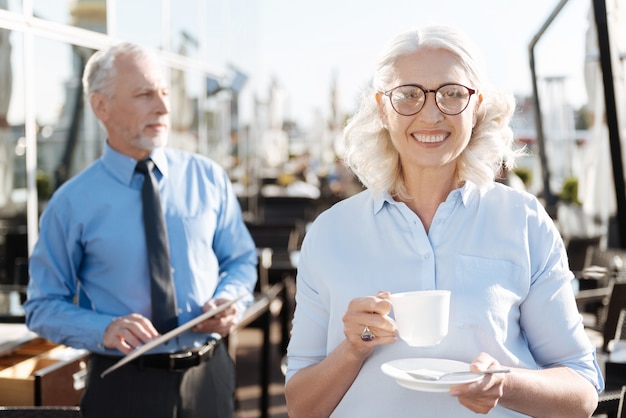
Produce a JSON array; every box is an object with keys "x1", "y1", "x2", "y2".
[{"x1": 234, "y1": 319, "x2": 288, "y2": 418}]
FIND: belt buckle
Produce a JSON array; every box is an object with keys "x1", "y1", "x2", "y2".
[
  {"x1": 169, "y1": 350, "x2": 193, "y2": 372},
  {"x1": 167, "y1": 340, "x2": 217, "y2": 371},
  {"x1": 197, "y1": 340, "x2": 217, "y2": 358}
]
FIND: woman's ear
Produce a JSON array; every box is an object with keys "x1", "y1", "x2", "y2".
[
  {"x1": 376, "y1": 91, "x2": 388, "y2": 129},
  {"x1": 472, "y1": 92, "x2": 484, "y2": 127}
]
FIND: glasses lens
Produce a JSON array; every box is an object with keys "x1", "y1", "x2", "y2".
[
  {"x1": 390, "y1": 86, "x2": 425, "y2": 116},
  {"x1": 436, "y1": 84, "x2": 471, "y2": 115}
]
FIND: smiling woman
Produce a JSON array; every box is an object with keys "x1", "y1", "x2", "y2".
[{"x1": 284, "y1": 24, "x2": 603, "y2": 418}]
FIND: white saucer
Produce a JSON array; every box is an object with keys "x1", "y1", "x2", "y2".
[{"x1": 381, "y1": 358, "x2": 483, "y2": 392}]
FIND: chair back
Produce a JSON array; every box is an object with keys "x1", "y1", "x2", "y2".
[
  {"x1": 0, "y1": 407, "x2": 80, "y2": 417},
  {"x1": 616, "y1": 309, "x2": 626, "y2": 342},
  {"x1": 566, "y1": 235, "x2": 601, "y2": 273},
  {"x1": 260, "y1": 196, "x2": 317, "y2": 226},
  {"x1": 245, "y1": 222, "x2": 303, "y2": 254},
  {"x1": 603, "y1": 283, "x2": 626, "y2": 353}
]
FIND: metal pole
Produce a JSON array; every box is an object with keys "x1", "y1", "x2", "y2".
[
  {"x1": 528, "y1": 0, "x2": 570, "y2": 217},
  {"x1": 593, "y1": 0, "x2": 626, "y2": 248}
]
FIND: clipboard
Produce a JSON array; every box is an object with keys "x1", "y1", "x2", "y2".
[{"x1": 101, "y1": 295, "x2": 244, "y2": 378}]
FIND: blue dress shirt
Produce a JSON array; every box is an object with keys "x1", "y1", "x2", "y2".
[
  {"x1": 25, "y1": 143, "x2": 257, "y2": 355},
  {"x1": 286, "y1": 181, "x2": 604, "y2": 417}
]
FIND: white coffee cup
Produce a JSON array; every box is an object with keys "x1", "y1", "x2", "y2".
[{"x1": 389, "y1": 290, "x2": 451, "y2": 347}]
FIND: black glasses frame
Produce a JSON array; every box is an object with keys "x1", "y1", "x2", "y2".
[{"x1": 382, "y1": 83, "x2": 476, "y2": 116}]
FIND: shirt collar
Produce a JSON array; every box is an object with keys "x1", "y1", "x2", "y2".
[
  {"x1": 372, "y1": 180, "x2": 482, "y2": 214},
  {"x1": 150, "y1": 147, "x2": 168, "y2": 178},
  {"x1": 101, "y1": 142, "x2": 168, "y2": 186}
]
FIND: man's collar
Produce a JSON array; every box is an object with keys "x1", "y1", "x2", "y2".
[{"x1": 101, "y1": 143, "x2": 168, "y2": 185}]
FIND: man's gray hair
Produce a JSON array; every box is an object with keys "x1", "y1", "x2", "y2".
[{"x1": 82, "y1": 42, "x2": 158, "y2": 99}]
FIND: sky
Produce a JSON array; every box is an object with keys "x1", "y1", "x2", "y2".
[
  {"x1": 7, "y1": 0, "x2": 624, "y2": 131},
  {"x1": 252, "y1": 0, "x2": 605, "y2": 129}
]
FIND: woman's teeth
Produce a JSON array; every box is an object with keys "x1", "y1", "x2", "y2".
[{"x1": 412, "y1": 134, "x2": 446, "y2": 143}]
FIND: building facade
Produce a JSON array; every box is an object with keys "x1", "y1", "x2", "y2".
[{"x1": 0, "y1": 0, "x2": 258, "y2": 296}]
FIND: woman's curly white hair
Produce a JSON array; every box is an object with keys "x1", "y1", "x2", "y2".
[{"x1": 343, "y1": 24, "x2": 523, "y2": 199}]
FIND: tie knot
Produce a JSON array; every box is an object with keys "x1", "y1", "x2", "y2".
[{"x1": 135, "y1": 159, "x2": 154, "y2": 175}]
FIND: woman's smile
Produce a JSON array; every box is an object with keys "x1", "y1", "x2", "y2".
[{"x1": 411, "y1": 132, "x2": 448, "y2": 143}]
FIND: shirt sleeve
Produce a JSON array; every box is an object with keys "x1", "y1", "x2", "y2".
[
  {"x1": 211, "y1": 167, "x2": 258, "y2": 314},
  {"x1": 24, "y1": 197, "x2": 114, "y2": 352},
  {"x1": 520, "y1": 202, "x2": 604, "y2": 392},
  {"x1": 284, "y1": 227, "x2": 330, "y2": 383}
]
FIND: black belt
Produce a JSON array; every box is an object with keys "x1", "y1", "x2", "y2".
[
  {"x1": 98, "y1": 339, "x2": 221, "y2": 373},
  {"x1": 139, "y1": 339, "x2": 221, "y2": 372}
]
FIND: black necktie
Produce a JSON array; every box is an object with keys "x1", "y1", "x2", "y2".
[{"x1": 135, "y1": 159, "x2": 178, "y2": 333}]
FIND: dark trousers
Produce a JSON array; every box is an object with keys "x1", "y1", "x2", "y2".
[{"x1": 80, "y1": 343, "x2": 236, "y2": 418}]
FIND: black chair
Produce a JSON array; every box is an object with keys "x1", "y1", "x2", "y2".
[
  {"x1": 618, "y1": 385, "x2": 626, "y2": 418},
  {"x1": 259, "y1": 195, "x2": 318, "y2": 226},
  {"x1": 589, "y1": 302, "x2": 626, "y2": 418},
  {"x1": 0, "y1": 407, "x2": 80, "y2": 417},
  {"x1": 590, "y1": 248, "x2": 626, "y2": 274},
  {"x1": 233, "y1": 282, "x2": 285, "y2": 418},
  {"x1": 566, "y1": 235, "x2": 602, "y2": 278},
  {"x1": 595, "y1": 366, "x2": 626, "y2": 418},
  {"x1": 577, "y1": 282, "x2": 626, "y2": 355},
  {"x1": 245, "y1": 221, "x2": 302, "y2": 353}
]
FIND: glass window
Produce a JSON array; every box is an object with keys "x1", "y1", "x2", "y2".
[
  {"x1": 33, "y1": 0, "x2": 107, "y2": 34},
  {"x1": 203, "y1": 96, "x2": 230, "y2": 167},
  {"x1": 0, "y1": 28, "x2": 25, "y2": 204},
  {"x1": 0, "y1": 28, "x2": 27, "y2": 286},
  {"x1": 115, "y1": 0, "x2": 162, "y2": 50},
  {"x1": 168, "y1": 67, "x2": 202, "y2": 154},
  {"x1": 204, "y1": 0, "x2": 228, "y2": 63},
  {"x1": 0, "y1": 0, "x2": 21, "y2": 13},
  {"x1": 33, "y1": 0, "x2": 70, "y2": 24},
  {"x1": 33, "y1": 37, "x2": 104, "y2": 194},
  {"x1": 171, "y1": 0, "x2": 200, "y2": 59}
]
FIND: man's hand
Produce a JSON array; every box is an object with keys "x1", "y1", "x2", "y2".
[
  {"x1": 192, "y1": 298, "x2": 239, "y2": 337},
  {"x1": 103, "y1": 313, "x2": 159, "y2": 354}
]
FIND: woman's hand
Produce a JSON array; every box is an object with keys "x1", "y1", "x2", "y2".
[
  {"x1": 342, "y1": 291, "x2": 398, "y2": 357},
  {"x1": 286, "y1": 291, "x2": 400, "y2": 417},
  {"x1": 450, "y1": 352, "x2": 507, "y2": 414}
]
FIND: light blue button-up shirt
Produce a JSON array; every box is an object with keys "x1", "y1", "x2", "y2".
[
  {"x1": 25, "y1": 143, "x2": 257, "y2": 355},
  {"x1": 286, "y1": 181, "x2": 603, "y2": 417}
]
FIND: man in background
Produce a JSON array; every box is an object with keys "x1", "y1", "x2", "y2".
[{"x1": 25, "y1": 42, "x2": 257, "y2": 418}]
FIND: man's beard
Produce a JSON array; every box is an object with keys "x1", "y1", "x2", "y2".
[{"x1": 131, "y1": 132, "x2": 168, "y2": 151}]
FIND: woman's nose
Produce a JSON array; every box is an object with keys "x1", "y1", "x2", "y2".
[{"x1": 418, "y1": 93, "x2": 444, "y2": 122}]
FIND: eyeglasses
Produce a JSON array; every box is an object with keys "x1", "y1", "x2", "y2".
[{"x1": 382, "y1": 83, "x2": 476, "y2": 116}]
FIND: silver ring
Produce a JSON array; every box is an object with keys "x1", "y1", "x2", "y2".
[{"x1": 360, "y1": 325, "x2": 375, "y2": 342}]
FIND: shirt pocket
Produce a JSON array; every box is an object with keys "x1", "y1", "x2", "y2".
[
  {"x1": 454, "y1": 255, "x2": 526, "y2": 341},
  {"x1": 171, "y1": 212, "x2": 218, "y2": 280}
]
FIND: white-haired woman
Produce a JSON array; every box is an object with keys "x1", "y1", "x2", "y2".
[{"x1": 285, "y1": 25, "x2": 602, "y2": 417}]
